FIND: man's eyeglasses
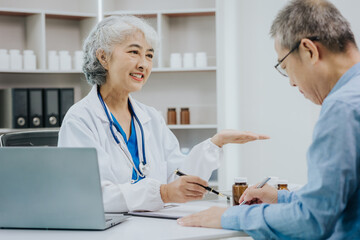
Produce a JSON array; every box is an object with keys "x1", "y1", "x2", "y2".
[{"x1": 274, "y1": 36, "x2": 320, "y2": 77}]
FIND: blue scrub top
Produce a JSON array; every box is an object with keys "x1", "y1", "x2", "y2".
[{"x1": 111, "y1": 112, "x2": 144, "y2": 183}]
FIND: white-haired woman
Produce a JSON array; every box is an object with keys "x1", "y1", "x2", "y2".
[{"x1": 58, "y1": 15, "x2": 268, "y2": 212}]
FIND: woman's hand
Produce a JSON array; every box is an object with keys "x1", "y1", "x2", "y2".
[
  {"x1": 160, "y1": 176, "x2": 208, "y2": 203},
  {"x1": 211, "y1": 129, "x2": 270, "y2": 148},
  {"x1": 177, "y1": 206, "x2": 227, "y2": 228},
  {"x1": 239, "y1": 183, "x2": 278, "y2": 205}
]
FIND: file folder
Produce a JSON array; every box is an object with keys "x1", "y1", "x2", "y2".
[
  {"x1": 59, "y1": 88, "x2": 74, "y2": 125},
  {"x1": 28, "y1": 89, "x2": 43, "y2": 128},
  {"x1": 0, "y1": 89, "x2": 26, "y2": 128},
  {"x1": 43, "y1": 89, "x2": 59, "y2": 127}
]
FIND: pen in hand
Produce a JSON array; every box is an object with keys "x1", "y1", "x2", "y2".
[
  {"x1": 175, "y1": 169, "x2": 231, "y2": 201},
  {"x1": 239, "y1": 176, "x2": 271, "y2": 206}
]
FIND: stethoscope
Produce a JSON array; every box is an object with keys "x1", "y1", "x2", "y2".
[{"x1": 97, "y1": 86, "x2": 149, "y2": 183}]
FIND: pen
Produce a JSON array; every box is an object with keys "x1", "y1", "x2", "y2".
[
  {"x1": 174, "y1": 169, "x2": 231, "y2": 200},
  {"x1": 239, "y1": 176, "x2": 271, "y2": 206}
]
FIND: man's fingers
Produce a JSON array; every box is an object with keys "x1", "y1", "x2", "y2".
[{"x1": 178, "y1": 214, "x2": 202, "y2": 227}]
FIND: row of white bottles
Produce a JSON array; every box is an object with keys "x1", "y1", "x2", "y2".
[
  {"x1": 48, "y1": 50, "x2": 83, "y2": 71},
  {"x1": 0, "y1": 49, "x2": 37, "y2": 70}
]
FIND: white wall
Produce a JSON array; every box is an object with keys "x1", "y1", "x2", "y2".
[{"x1": 217, "y1": 0, "x2": 360, "y2": 189}]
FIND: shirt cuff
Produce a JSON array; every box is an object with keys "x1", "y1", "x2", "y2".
[{"x1": 277, "y1": 190, "x2": 291, "y2": 203}]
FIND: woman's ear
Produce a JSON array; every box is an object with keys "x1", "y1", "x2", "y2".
[{"x1": 96, "y1": 49, "x2": 109, "y2": 70}]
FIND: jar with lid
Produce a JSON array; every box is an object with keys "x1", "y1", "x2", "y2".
[
  {"x1": 232, "y1": 177, "x2": 248, "y2": 206},
  {"x1": 277, "y1": 179, "x2": 289, "y2": 191},
  {"x1": 0, "y1": 49, "x2": 10, "y2": 70},
  {"x1": 167, "y1": 108, "x2": 177, "y2": 125},
  {"x1": 180, "y1": 108, "x2": 190, "y2": 124}
]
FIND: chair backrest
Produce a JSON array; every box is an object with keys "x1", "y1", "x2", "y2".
[{"x1": 0, "y1": 130, "x2": 59, "y2": 147}]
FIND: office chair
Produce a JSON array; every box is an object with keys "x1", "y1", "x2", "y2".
[{"x1": 0, "y1": 130, "x2": 59, "y2": 147}]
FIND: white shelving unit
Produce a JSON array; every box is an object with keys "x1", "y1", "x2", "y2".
[{"x1": 0, "y1": 0, "x2": 218, "y2": 183}]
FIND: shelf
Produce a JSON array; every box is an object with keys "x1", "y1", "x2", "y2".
[
  {"x1": 152, "y1": 67, "x2": 216, "y2": 72},
  {"x1": 105, "y1": 8, "x2": 215, "y2": 17},
  {"x1": 0, "y1": 68, "x2": 216, "y2": 74},
  {"x1": 0, "y1": 69, "x2": 83, "y2": 74},
  {"x1": 167, "y1": 124, "x2": 217, "y2": 130},
  {"x1": 0, "y1": 8, "x2": 97, "y2": 18}
]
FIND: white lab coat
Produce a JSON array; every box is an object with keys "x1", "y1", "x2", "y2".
[{"x1": 58, "y1": 85, "x2": 223, "y2": 212}]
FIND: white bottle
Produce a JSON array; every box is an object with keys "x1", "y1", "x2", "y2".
[
  {"x1": 9, "y1": 49, "x2": 23, "y2": 70},
  {"x1": 0, "y1": 49, "x2": 10, "y2": 70},
  {"x1": 59, "y1": 50, "x2": 71, "y2": 71},
  {"x1": 23, "y1": 50, "x2": 36, "y2": 70},
  {"x1": 183, "y1": 52, "x2": 194, "y2": 68},
  {"x1": 195, "y1": 52, "x2": 208, "y2": 68},
  {"x1": 73, "y1": 50, "x2": 83, "y2": 71},
  {"x1": 48, "y1": 51, "x2": 59, "y2": 71}
]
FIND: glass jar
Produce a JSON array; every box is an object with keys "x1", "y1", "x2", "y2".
[
  {"x1": 232, "y1": 177, "x2": 248, "y2": 206},
  {"x1": 167, "y1": 108, "x2": 177, "y2": 125},
  {"x1": 180, "y1": 108, "x2": 190, "y2": 124},
  {"x1": 277, "y1": 179, "x2": 289, "y2": 191}
]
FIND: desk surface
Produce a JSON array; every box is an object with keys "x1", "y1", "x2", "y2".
[
  {"x1": 0, "y1": 217, "x2": 248, "y2": 240},
  {"x1": 0, "y1": 200, "x2": 249, "y2": 240}
]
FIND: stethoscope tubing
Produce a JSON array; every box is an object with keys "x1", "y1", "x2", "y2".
[{"x1": 97, "y1": 86, "x2": 148, "y2": 180}]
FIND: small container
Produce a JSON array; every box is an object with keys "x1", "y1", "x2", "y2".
[
  {"x1": 23, "y1": 50, "x2": 36, "y2": 70},
  {"x1": 195, "y1": 52, "x2": 208, "y2": 68},
  {"x1": 74, "y1": 50, "x2": 83, "y2": 71},
  {"x1": 183, "y1": 52, "x2": 194, "y2": 68},
  {"x1": 232, "y1": 177, "x2": 248, "y2": 206},
  {"x1": 59, "y1": 50, "x2": 71, "y2": 70},
  {"x1": 0, "y1": 49, "x2": 10, "y2": 70},
  {"x1": 9, "y1": 49, "x2": 23, "y2": 70},
  {"x1": 180, "y1": 108, "x2": 190, "y2": 124},
  {"x1": 167, "y1": 108, "x2": 177, "y2": 125},
  {"x1": 170, "y1": 53, "x2": 182, "y2": 68},
  {"x1": 277, "y1": 179, "x2": 289, "y2": 191},
  {"x1": 48, "y1": 51, "x2": 59, "y2": 70}
]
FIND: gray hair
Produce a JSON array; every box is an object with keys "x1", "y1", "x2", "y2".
[
  {"x1": 83, "y1": 15, "x2": 159, "y2": 85},
  {"x1": 270, "y1": 0, "x2": 356, "y2": 52}
]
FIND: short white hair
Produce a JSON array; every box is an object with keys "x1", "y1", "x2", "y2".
[{"x1": 83, "y1": 15, "x2": 159, "y2": 85}]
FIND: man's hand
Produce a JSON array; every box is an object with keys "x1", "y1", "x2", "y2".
[
  {"x1": 160, "y1": 175, "x2": 207, "y2": 203},
  {"x1": 177, "y1": 206, "x2": 227, "y2": 228},
  {"x1": 211, "y1": 129, "x2": 270, "y2": 147},
  {"x1": 239, "y1": 183, "x2": 278, "y2": 205}
]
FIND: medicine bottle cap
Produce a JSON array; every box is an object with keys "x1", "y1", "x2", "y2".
[
  {"x1": 277, "y1": 179, "x2": 288, "y2": 185},
  {"x1": 168, "y1": 108, "x2": 176, "y2": 111},
  {"x1": 234, "y1": 177, "x2": 247, "y2": 183},
  {"x1": 181, "y1": 108, "x2": 189, "y2": 111}
]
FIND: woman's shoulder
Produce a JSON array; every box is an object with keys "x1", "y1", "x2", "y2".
[{"x1": 131, "y1": 98, "x2": 163, "y2": 120}]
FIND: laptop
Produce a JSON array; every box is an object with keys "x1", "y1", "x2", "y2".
[{"x1": 0, "y1": 147, "x2": 128, "y2": 230}]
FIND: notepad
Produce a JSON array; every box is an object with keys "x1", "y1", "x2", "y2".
[{"x1": 127, "y1": 203, "x2": 211, "y2": 220}]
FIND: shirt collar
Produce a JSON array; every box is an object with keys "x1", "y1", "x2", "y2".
[{"x1": 328, "y1": 62, "x2": 360, "y2": 97}]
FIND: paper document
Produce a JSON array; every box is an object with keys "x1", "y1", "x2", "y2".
[{"x1": 127, "y1": 203, "x2": 211, "y2": 220}]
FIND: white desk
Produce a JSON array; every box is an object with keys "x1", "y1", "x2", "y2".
[{"x1": 0, "y1": 200, "x2": 250, "y2": 240}]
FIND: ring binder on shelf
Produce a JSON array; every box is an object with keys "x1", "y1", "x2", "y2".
[
  {"x1": 28, "y1": 89, "x2": 43, "y2": 128},
  {"x1": 43, "y1": 89, "x2": 60, "y2": 127}
]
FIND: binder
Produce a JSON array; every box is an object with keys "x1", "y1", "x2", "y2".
[
  {"x1": 59, "y1": 88, "x2": 74, "y2": 125},
  {"x1": 12, "y1": 89, "x2": 29, "y2": 128},
  {"x1": 43, "y1": 89, "x2": 59, "y2": 127},
  {"x1": 28, "y1": 88, "x2": 43, "y2": 128}
]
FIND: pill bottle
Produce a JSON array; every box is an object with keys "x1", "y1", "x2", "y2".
[
  {"x1": 277, "y1": 179, "x2": 289, "y2": 191},
  {"x1": 232, "y1": 177, "x2": 248, "y2": 206},
  {"x1": 180, "y1": 108, "x2": 190, "y2": 124},
  {"x1": 167, "y1": 108, "x2": 177, "y2": 125},
  {"x1": 0, "y1": 49, "x2": 10, "y2": 70}
]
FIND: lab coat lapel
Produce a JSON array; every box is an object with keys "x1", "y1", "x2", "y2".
[{"x1": 128, "y1": 95, "x2": 152, "y2": 143}]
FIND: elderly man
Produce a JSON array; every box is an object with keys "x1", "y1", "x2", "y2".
[{"x1": 177, "y1": 0, "x2": 360, "y2": 239}]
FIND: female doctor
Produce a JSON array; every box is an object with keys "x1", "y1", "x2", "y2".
[{"x1": 58, "y1": 15, "x2": 269, "y2": 212}]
